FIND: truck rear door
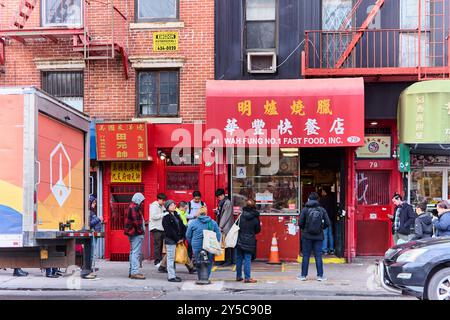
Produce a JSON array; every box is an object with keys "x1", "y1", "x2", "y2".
[{"x1": 37, "y1": 113, "x2": 85, "y2": 231}]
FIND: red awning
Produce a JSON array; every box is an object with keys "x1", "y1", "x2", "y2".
[{"x1": 206, "y1": 78, "x2": 365, "y2": 148}]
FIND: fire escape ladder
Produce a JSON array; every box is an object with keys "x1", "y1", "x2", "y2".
[
  {"x1": 419, "y1": 0, "x2": 449, "y2": 80},
  {"x1": 338, "y1": 0, "x2": 363, "y2": 30},
  {"x1": 11, "y1": 0, "x2": 37, "y2": 29},
  {"x1": 334, "y1": 0, "x2": 385, "y2": 68}
]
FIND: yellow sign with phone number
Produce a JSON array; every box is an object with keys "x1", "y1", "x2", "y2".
[{"x1": 153, "y1": 31, "x2": 179, "y2": 52}]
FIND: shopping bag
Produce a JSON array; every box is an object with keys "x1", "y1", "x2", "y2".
[
  {"x1": 175, "y1": 243, "x2": 188, "y2": 264},
  {"x1": 224, "y1": 215, "x2": 241, "y2": 248},
  {"x1": 214, "y1": 238, "x2": 226, "y2": 262},
  {"x1": 202, "y1": 229, "x2": 223, "y2": 255}
]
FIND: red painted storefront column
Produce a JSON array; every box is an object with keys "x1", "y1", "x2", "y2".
[{"x1": 345, "y1": 147, "x2": 357, "y2": 262}]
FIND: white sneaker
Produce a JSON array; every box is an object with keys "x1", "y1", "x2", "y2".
[
  {"x1": 155, "y1": 263, "x2": 161, "y2": 268},
  {"x1": 296, "y1": 275, "x2": 307, "y2": 281},
  {"x1": 317, "y1": 277, "x2": 327, "y2": 282}
]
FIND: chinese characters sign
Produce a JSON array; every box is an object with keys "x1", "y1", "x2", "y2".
[
  {"x1": 111, "y1": 162, "x2": 142, "y2": 183},
  {"x1": 96, "y1": 123, "x2": 148, "y2": 161},
  {"x1": 356, "y1": 136, "x2": 391, "y2": 158},
  {"x1": 398, "y1": 81, "x2": 450, "y2": 144},
  {"x1": 206, "y1": 79, "x2": 365, "y2": 147}
]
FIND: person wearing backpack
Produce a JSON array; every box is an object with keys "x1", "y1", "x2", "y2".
[{"x1": 298, "y1": 192, "x2": 330, "y2": 282}]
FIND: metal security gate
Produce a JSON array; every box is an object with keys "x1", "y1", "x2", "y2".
[
  {"x1": 355, "y1": 170, "x2": 393, "y2": 256},
  {"x1": 108, "y1": 184, "x2": 144, "y2": 261}
]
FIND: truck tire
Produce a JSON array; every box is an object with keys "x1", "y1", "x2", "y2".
[{"x1": 427, "y1": 268, "x2": 450, "y2": 300}]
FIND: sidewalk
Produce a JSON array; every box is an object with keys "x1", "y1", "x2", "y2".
[{"x1": 0, "y1": 258, "x2": 393, "y2": 297}]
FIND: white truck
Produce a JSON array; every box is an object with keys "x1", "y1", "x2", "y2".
[{"x1": 0, "y1": 87, "x2": 101, "y2": 270}]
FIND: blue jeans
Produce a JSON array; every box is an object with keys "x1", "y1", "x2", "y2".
[
  {"x1": 128, "y1": 235, "x2": 144, "y2": 275},
  {"x1": 301, "y1": 238, "x2": 324, "y2": 277},
  {"x1": 166, "y1": 244, "x2": 177, "y2": 279},
  {"x1": 193, "y1": 250, "x2": 214, "y2": 279},
  {"x1": 235, "y1": 247, "x2": 252, "y2": 280},
  {"x1": 322, "y1": 227, "x2": 334, "y2": 253}
]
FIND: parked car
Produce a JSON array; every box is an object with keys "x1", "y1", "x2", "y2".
[{"x1": 376, "y1": 236, "x2": 450, "y2": 300}]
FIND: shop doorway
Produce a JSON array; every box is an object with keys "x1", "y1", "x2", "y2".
[
  {"x1": 108, "y1": 184, "x2": 144, "y2": 261},
  {"x1": 300, "y1": 148, "x2": 346, "y2": 257},
  {"x1": 164, "y1": 166, "x2": 200, "y2": 204}
]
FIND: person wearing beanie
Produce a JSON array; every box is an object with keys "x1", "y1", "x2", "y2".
[
  {"x1": 124, "y1": 192, "x2": 146, "y2": 279},
  {"x1": 298, "y1": 192, "x2": 330, "y2": 282},
  {"x1": 162, "y1": 200, "x2": 186, "y2": 282}
]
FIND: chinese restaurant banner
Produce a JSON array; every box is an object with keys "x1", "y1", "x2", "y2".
[
  {"x1": 111, "y1": 162, "x2": 142, "y2": 183},
  {"x1": 398, "y1": 80, "x2": 450, "y2": 144},
  {"x1": 356, "y1": 136, "x2": 392, "y2": 158},
  {"x1": 206, "y1": 78, "x2": 365, "y2": 148},
  {"x1": 96, "y1": 122, "x2": 149, "y2": 161}
]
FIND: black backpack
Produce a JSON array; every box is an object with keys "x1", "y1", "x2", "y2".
[{"x1": 306, "y1": 207, "x2": 324, "y2": 235}]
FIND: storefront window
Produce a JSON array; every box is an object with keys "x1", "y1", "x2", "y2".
[
  {"x1": 232, "y1": 149, "x2": 299, "y2": 213},
  {"x1": 410, "y1": 170, "x2": 443, "y2": 204}
]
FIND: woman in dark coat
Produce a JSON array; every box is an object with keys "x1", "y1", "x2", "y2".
[{"x1": 236, "y1": 199, "x2": 261, "y2": 283}]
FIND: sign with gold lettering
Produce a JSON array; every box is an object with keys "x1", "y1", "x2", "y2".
[
  {"x1": 95, "y1": 122, "x2": 148, "y2": 161},
  {"x1": 111, "y1": 162, "x2": 142, "y2": 183}
]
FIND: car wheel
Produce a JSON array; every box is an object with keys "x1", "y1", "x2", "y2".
[{"x1": 427, "y1": 268, "x2": 450, "y2": 301}]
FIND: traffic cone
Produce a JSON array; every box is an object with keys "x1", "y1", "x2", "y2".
[{"x1": 267, "y1": 233, "x2": 281, "y2": 265}]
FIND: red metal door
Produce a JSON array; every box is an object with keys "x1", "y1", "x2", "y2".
[
  {"x1": 355, "y1": 170, "x2": 393, "y2": 256},
  {"x1": 108, "y1": 184, "x2": 144, "y2": 261}
]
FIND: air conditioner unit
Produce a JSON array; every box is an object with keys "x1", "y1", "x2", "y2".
[{"x1": 247, "y1": 51, "x2": 277, "y2": 74}]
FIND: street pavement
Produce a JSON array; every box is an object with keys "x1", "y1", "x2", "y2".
[{"x1": 0, "y1": 257, "x2": 413, "y2": 300}]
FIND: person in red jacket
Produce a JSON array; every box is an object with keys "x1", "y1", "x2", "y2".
[{"x1": 124, "y1": 193, "x2": 146, "y2": 280}]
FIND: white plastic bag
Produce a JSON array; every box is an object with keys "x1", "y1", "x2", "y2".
[
  {"x1": 224, "y1": 215, "x2": 241, "y2": 248},
  {"x1": 202, "y1": 230, "x2": 223, "y2": 255}
]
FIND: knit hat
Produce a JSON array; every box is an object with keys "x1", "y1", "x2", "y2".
[
  {"x1": 132, "y1": 193, "x2": 145, "y2": 205},
  {"x1": 165, "y1": 200, "x2": 175, "y2": 210}
]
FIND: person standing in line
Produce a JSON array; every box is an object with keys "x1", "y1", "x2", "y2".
[
  {"x1": 388, "y1": 193, "x2": 416, "y2": 244},
  {"x1": 186, "y1": 191, "x2": 205, "y2": 261},
  {"x1": 235, "y1": 199, "x2": 260, "y2": 283},
  {"x1": 158, "y1": 201, "x2": 196, "y2": 274},
  {"x1": 319, "y1": 187, "x2": 335, "y2": 255},
  {"x1": 411, "y1": 201, "x2": 433, "y2": 240},
  {"x1": 124, "y1": 192, "x2": 146, "y2": 280},
  {"x1": 433, "y1": 200, "x2": 450, "y2": 237},
  {"x1": 149, "y1": 193, "x2": 167, "y2": 267},
  {"x1": 215, "y1": 189, "x2": 234, "y2": 267},
  {"x1": 298, "y1": 192, "x2": 330, "y2": 282},
  {"x1": 162, "y1": 200, "x2": 186, "y2": 282},
  {"x1": 186, "y1": 206, "x2": 221, "y2": 284}
]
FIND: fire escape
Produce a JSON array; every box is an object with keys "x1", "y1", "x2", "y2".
[
  {"x1": 0, "y1": 0, "x2": 129, "y2": 78},
  {"x1": 301, "y1": 0, "x2": 450, "y2": 81}
]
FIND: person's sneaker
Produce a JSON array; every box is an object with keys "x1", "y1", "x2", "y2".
[
  {"x1": 158, "y1": 266, "x2": 167, "y2": 273},
  {"x1": 296, "y1": 275, "x2": 307, "y2": 281},
  {"x1": 168, "y1": 277, "x2": 182, "y2": 282},
  {"x1": 236, "y1": 277, "x2": 243, "y2": 282},
  {"x1": 244, "y1": 278, "x2": 257, "y2": 283},
  {"x1": 82, "y1": 273, "x2": 97, "y2": 280},
  {"x1": 130, "y1": 274, "x2": 146, "y2": 280},
  {"x1": 13, "y1": 269, "x2": 28, "y2": 277},
  {"x1": 188, "y1": 268, "x2": 197, "y2": 274},
  {"x1": 155, "y1": 262, "x2": 161, "y2": 268},
  {"x1": 317, "y1": 276, "x2": 327, "y2": 282},
  {"x1": 328, "y1": 250, "x2": 335, "y2": 256}
]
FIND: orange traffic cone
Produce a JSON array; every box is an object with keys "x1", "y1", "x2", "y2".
[{"x1": 267, "y1": 233, "x2": 281, "y2": 265}]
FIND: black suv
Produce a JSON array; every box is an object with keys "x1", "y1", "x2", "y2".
[{"x1": 376, "y1": 236, "x2": 450, "y2": 300}]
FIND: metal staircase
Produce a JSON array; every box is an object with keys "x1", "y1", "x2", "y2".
[{"x1": 0, "y1": 0, "x2": 129, "y2": 79}]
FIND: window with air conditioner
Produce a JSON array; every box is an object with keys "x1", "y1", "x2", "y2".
[
  {"x1": 245, "y1": 0, "x2": 277, "y2": 73},
  {"x1": 42, "y1": 0, "x2": 83, "y2": 27}
]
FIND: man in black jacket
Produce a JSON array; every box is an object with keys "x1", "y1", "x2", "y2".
[
  {"x1": 411, "y1": 201, "x2": 433, "y2": 240},
  {"x1": 388, "y1": 194, "x2": 416, "y2": 244},
  {"x1": 298, "y1": 192, "x2": 330, "y2": 281}
]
